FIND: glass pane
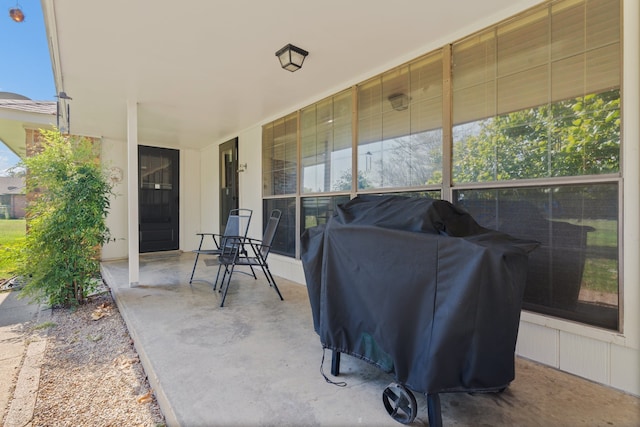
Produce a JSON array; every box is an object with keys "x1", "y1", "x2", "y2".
[
  {"x1": 552, "y1": 54, "x2": 586, "y2": 101},
  {"x1": 453, "y1": 30, "x2": 492, "y2": 80},
  {"x1": 301, "y1": 90, "x2": 353, "y2": 194},
  {"x1": 497, "y1": 65, "x2": 548, "y2": 115},
  {"x1": 497, "y1": 9, "x2": 548, "y2": 77},
  {"x1": 376, "y1": 190, "x2": 441, "y2": 200},
  {"x1": 550, "y1": 89, "x2": 620, "y2": 176},
  {"x1": 454, "y1": 183, "x2": 619, "y2": 330},
  {"x1": 263, "y1": 198, "x2": 296, "y2": 257},
  {"x1": 358, "y1": 52, "x2": 443, "y2": 190},
  {"x1": 262, "y1": 114, "x2": 298, "y2": 196},
  {"x1": 453, "y1": 89, "x2": 620, "y2": 183},
  {"x1": 140, "y1": 152, "x2": 173, "y2": 190},
  {"x1": 454, "y1": 0, "x2": 620, "y2": 122},
  {"x1": 586, "y1": 44, "x2": 620, "y2": 92},
  {"x1": 301, "y1": 195, "x2": 351, "y2": 236},
  {"x1": 551, "y1": 1, "x2": 584, "y2": 61},
  {"x1": 586, "y1": 0, "x2": 620, "y2": 50}
]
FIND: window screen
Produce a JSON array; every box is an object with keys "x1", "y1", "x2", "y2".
[
  {"x1": 301, "y1": 195, "x2": 351, "y2": 237},
  {"x1": 263, "y1": 198, "x2": 296, "y2": 257},
  {"x1": 454, "y1": 183, "x2": 619, "y2": 330}
]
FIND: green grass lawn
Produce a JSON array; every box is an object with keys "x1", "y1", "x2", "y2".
[
  {"x1": 0, "y1": 219, "x2": 26, "y2": 280},
  {"x1": 564, "y1": 218, "x2": 618, "y2": 294}
]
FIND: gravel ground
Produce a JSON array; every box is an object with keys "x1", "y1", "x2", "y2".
[{"x1": 29, "y1": 291, "x2": 165, "y2": 427}]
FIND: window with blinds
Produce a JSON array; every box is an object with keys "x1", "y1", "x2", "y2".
[
  {"x1": 357, "y1": 50, "x2": 443, "y2": 190},
  {"x1": 262, "y1": 113, "x2": 298, "y2": 196},
  {"x1": 451, "y1": 0, "x2": 621, "y2": 330},
  {"x1": 452, "y1": 0, "x2": 620, "y2": 182},
  {"x1": 300, "y1": 90, "x2": 353, "y2": 194},
  {"x1": 263, "y1": 197, "x2": 296, "y2": 257}
]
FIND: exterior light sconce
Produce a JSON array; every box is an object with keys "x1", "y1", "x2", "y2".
[
  {"x1": 9, "y1": 3, "x2": 24, "y2": 22},
  {"x1": 388, "y1": 93, "x2": 410, "y2": 111},
  {"x1": 275, "y1": 44, "x2": 309, "y2": 72},
  {"x1": 237, "y1": 163, "x2": 247, "y2": 173},
  {"x1": 56, "y1": 92, "x2": 72, "y2": 134}
]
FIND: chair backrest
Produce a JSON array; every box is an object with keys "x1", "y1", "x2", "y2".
[
  {"x1": 259, "y1": 209, "x2": 281, "y2": 259},
  {"x1": 223, "y1": 208, "x2": 252, "y2": 247}
]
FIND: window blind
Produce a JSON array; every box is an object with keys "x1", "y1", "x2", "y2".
[{"x1": 452, "y1": 0, "x2": 620, "y2": 126}]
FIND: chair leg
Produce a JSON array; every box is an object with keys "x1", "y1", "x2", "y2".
[
  {"x1": 190, "y1": 234, "x2": 208, "y2": 284},
  {"x1": 213, "y1": 262, "x2": 224, "y2": 291},
  {"x1": 219, "y1": 264, "x2": 236, "y2": 307},
  {"x1": 220, "y1": 263, "x2": 232, "y2": 293},
  {"x1": 248, "y1": 264, "x2": 258, "y2": 280},
  {"x1": 239, "y1": 245, "x2": 257, "y2": 280},
  {"x1": 189, "y1": 252, "x2": 200, "y2": 284},
  {"x1": 262, "y1": 264, "x2": 283, "y2": 301}
]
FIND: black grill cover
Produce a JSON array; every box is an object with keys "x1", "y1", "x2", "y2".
[{"x1": 301, "y1": 195, "x2": 538, "y2": 394}]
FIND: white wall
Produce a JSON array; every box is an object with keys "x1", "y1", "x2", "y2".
[
  {"x1": 238, "y1": 126, "x2": 266, "y2": 240},
  {"x1": 180, "y1": 147, "x2": 201, "y2": 251},
  {"x1": 102, "y1": 138, "x2": 128, "y2": 260},
  {"x1": 198, "y1": 143, "x2": 218, "y2": 236}
]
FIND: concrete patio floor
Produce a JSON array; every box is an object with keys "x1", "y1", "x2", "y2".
[{"x1": 100, "y1": 252, "x2": 640, "y2": 427}]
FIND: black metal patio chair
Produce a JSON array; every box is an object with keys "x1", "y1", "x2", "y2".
[
  {"x1": 189, "y1": 208, "x2": 253, "y2": 285},
  {"x1": 215, "y1": 209, "x2": 283, "y2": 307}
]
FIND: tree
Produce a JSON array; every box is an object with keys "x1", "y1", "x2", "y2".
[
  {"x1": 333, "y1": 168, "x2": 371, "y2": 191},
  {"x1": 16, "y1": 130, "x2": 113, "y2": 307},
  {"x1": 452, "y1": 90, "x2": 620, "y2": 184},
  {"x1": 383, "y1": 132, "x2": 442, "y2": 188}
]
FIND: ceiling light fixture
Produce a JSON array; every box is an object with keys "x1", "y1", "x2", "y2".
[
  {"x1": 9, "y1": 3, "x2": 24, "y2": 22},
  {"x1": 275, "y1": 44, "x2": 309, "y2": 72}
]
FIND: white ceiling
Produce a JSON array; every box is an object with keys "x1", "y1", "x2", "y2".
[{"x1": 42, "y1": 0, "x2": 541, "y2": 150}]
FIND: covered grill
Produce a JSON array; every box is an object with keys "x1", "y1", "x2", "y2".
[{"x1": 301, "y1": 195, "x2": 538, "y2": 425}]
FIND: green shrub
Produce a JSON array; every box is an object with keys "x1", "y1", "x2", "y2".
[{"x1": 16, "y1": 130, "x2": 113, "y2": 307}]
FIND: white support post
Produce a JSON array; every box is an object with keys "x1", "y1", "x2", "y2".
[
  {"x1": 622, "y1": 0, "x2": 640, "y2": 349},
  {"x1": 127, "y1": 100, "x2": 140, "y2": 287}
]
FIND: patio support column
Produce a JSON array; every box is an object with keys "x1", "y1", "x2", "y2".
[
  {"x1": 623, "y1": 0, "x2": 640, "y2": 350},
  {"x1": 127, "y1": 100, "x2": 140, "y2": 286}
]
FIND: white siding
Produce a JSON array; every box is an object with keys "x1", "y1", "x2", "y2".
[
  {"x1": 180, "y1": 147, "x2": 201, "y2": 252},
  {"x1": 102, "y1": 138, "x2": 128, "y2": 260},
  {"x1": 516, "y1": 322, "x2": 559, "y2": 367},
  {"x1": 559, "y1": 332, "x2": 610, "y2": 385},
  {"x1": 238, "y1": 126, "x2": 265, "y2": 240},
  {"x1": 198, "y1": 144, "x2": 218, "y2": 238},
  {"x1": 611, "y1": 345, "x2": 640, "y2": 395}
]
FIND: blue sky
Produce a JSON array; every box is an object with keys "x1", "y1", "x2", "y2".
[{"x1": 0, "y1": 0, "x2": 55, "y2": 175}]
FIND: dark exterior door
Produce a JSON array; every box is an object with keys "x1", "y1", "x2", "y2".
[
  {"x1": 139, "y1": 145, "x2": 179, "y2": 253},
  {"x1": 219, "y1": 138, "x2": 239, "y2": 230}
]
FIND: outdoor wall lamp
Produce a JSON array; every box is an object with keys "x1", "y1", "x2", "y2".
[
  {"x1": 9, "y1": 3, "x2": 24, "y2": 22},
  {"x1": 275, "y1": 44, "x2": 309, "y2": 72}
]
